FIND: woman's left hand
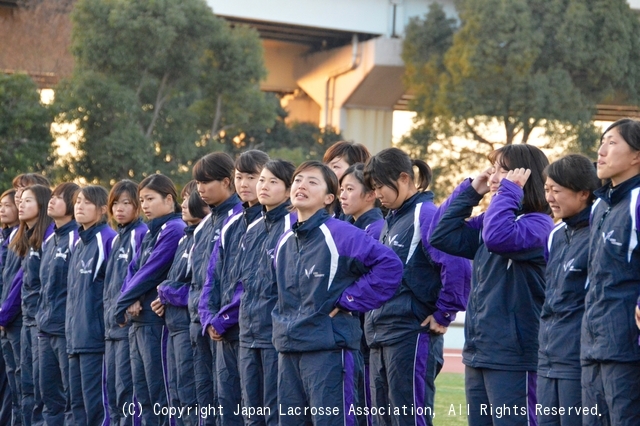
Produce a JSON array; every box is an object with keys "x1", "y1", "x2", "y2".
[
  {"x1": 505, "y1": 168, "x2": 531, "y2": 188},
  {"x1": 635, "y1": 305, "x2": 640, "y2": 330}
]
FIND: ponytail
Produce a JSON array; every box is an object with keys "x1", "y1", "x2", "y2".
[{"x1": 411, "y1": 159, "x2": 432, "y2": 192}]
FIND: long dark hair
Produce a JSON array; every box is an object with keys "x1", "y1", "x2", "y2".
[
  {"x1": 363, "y1": 147, "x2": 432, "y2": 194},
  {"x1": 138, "y1": 174, "x2": 180, "y2": 214},
  {"x1": 10, "y1": 185, "x2": 52, "y2": 256},
  {"x1": 488, "y1": 144, "x2": 550, "y2": 214},
  {"x1": 292, "y1": 161, "x2": 339, "y2": 214}
]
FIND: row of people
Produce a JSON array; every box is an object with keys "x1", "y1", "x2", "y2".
[
  {"x1": 0, "y1": 115, "x2": 639, "y2": 426},
  {"x1": 0, "y1": 142, "x2": 471, "y2": 426}
]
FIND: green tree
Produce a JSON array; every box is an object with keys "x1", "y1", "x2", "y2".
[
  {"x1": 54, "y1": 0, "x2": 276, "y2": 185},
  {"x1": 402, "y1": 0, "x2": 640, "y2": 196},
  {"x1": 0, "y1": 73, "x2": 53, "y2": 189}
]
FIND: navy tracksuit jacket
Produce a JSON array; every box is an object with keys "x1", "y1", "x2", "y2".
[
  {"x1": 22, "y1": 223, "x2": 55, "y2": 426},
  {"x1": 538, "y1": 206, "x2": 591, "y2": 380},
  {"x1": 157, "y1": 224, "x2": 198, "y2": 426},
  {"x1": 350, "y1": 207, "x2": 384, "y2": 240},
  {"x1": 273, "y1": 208, "x2": 403, "y2": 352},
  {"x1": 580, "y1": 176, "x2": 640, "y2": 426},
  {"x1": 365, "y1": 192, "x2": 470, "y2": 426},
  {"x1": 238, "y1": 202, "x2": 296, "y2": 426},
  {"x1": 273, "y1": 208, "x2": 402, "y2": 426},
  {"x1": 66, "y1": 222, "x2": 117, "y2": 354},
  {"x1": 200, "y1": 202, "x2": 262, "y2": 426},
  {"x1": 188, "y1": 194, "x2": 241, "y2": 426},
  {"x1": 66, "y1": 222, "x2": 116, "y2": 426},
  {"x1": 116, "y1": 212, "x2": 184, "y2": 426},
  {"x1": 582, "y1": 175, "x2": 640, "y2": 363},
  {"x1": 102, "y1": 218, "x2": 147, "y2": 426},
  {"x1": 536, "y1": 206, "x2": 591, "y2": 426},
  {"x1": 37, "y1": 219, "x2": 78, "y2": 426}
]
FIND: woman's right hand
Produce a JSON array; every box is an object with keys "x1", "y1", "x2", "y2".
[
  {"x1": 127, "y1": 300, "x2": 142, "y2": 317},
  {"x1": 150, "y1": 298, "x2": 165, "y2": 317},
  {"x1": 635, "y1": 305, "x2": 640, "y2": 330},
  {"x1": 471, "y1": 167, "x2": 493, "y2": 196}
]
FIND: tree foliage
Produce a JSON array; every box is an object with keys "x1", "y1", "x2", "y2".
[
  {"x1": 0, "y1": 73, "x2": 53, "y2": 189},
  {"x1": 402, "y1": 0, "x2": 640, "y2": 197},
  {"x1": 54, "y1": 0, "x2": 277, "y2": 185}
]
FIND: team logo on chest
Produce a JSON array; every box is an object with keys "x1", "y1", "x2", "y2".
[
  {"x1": 79, "y1": 258, "x2": 93, "y2": 275},
  {"x1": 29, "y1": 249, "x2": 40, "y2": 259},
  {"x1": 266, "y1": 248, "x2": 275, "y2": 259},
  {"x1": 387, "y1": 234, "x2": 404, "y2": 248},
  {"x1": 602, "y1": 230, "x2": 623, "y2": 247},
  {"x1": 563, "y1": 258, "x2": 582, "y2": 272},
  {"x1": 55, "y1": 248, "x2": 69, "y2": 261},
  {"x1": 304, "y1": 264, "x2": 325, "y2": 279},
  {"x1": 117, "y1": 247, "x2": 129, "y2": 260}
]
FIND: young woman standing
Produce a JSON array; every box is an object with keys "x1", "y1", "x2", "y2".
[
  {"x1": 16, "y1": 185, "x2": 55, "y2": 426},
  {"x1": 0, "y1": 188, "x2": 23, "y2": 425},
  {"x1": 339, "y1": 163, "x2": 383, "y2": 240},
  {"x1": 152, "y1": 181, "x2": 209, "y2": 426},
  {"x1": 103, "y1": 180, "x2": 147, "y2": 426},
  {"x1": 536, "y1": 155, "x2": 599, "y2": 426},
  {"x1": 363, "y1": 148, "x2": 471, "y2": 426},
  {"x1": 581, "y1": 118, "x2": 640, "y2": 426},
  {"x1": 238, "y1": 159, "x2": 296, "y2": 426},
  {"x1": 323, "y1": 141, "x2": 370, "y2": 220},
  {"x1": 38, "y1": 182, "x2": 80, "y2": 426},
  {"x1": 115, "y1": 174, "x2": 185, "y2": 426},
  {"x1": 273, "y1": 161, "x2": 403, "y2": 426},
  {"x1": 66, "y1": 186, "x2": 117, "y2": 426},
  {"x1": 190, "y1": 152, "x2": 241, "y2": 426},
  {"x1": 430, "y1": 144, "x2": 553, "y2": 426},
  {"x1": 200, "y1": 150, "x2": 269, "y2": 426}
]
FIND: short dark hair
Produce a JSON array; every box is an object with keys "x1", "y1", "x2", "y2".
[
  {"x1": 263, "y1": 159, "x2": 296, "y2": 189},
  {"x1": 188, "y1": 191, "x2": 210, "y2": 220},
  {"x1": 79, "y1": 185, "x2": 109, "y2": 225},
  {"x1": 235, "y1": 150, "x2": 270, "y2": 175},
  {"x1": 193, "y1": 152, "x2": 235, "y2": 191},
  {"x1": 293, "y1": 161, "x2": 339, "y2": 214},
  {"x1": 108, "y1": 180, "x2": 140, "y2": 222},
  {"x1": 545, "y1": 154, "x2": 599, "y2": 203},
  {"x1": 52, "y1": 182, "x2": 81, "y2": 217},
  {"x1": 139, "y1": 174, "x2": 180, "y2": 214},
  {"x1": 181, "y1": 180, "x2": 198, "y2": 199},
  {"x1": 323, "y1": 141, "x2": 370, "y2": 166},
  {"x1": 488, "y1": 144, "x2": 550, "y2": 214},
  {"x1": 602, "y1": 118, "x2": 640, "y2": 151},
  {"x1": 364, "y1": 148, "x2": 432, "y2": 194}
]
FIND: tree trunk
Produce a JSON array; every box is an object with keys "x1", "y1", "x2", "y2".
[
  {"x1": 145, "y1": 72, "x2": 170, "y2": 139},
  {"x1": 210, "y1": 95, "x2": 223, "y2": 138}
]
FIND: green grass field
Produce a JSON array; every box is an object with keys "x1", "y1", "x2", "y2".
[{"x1": 434, "y1": 373, "x2": 467, "y2": 426}]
